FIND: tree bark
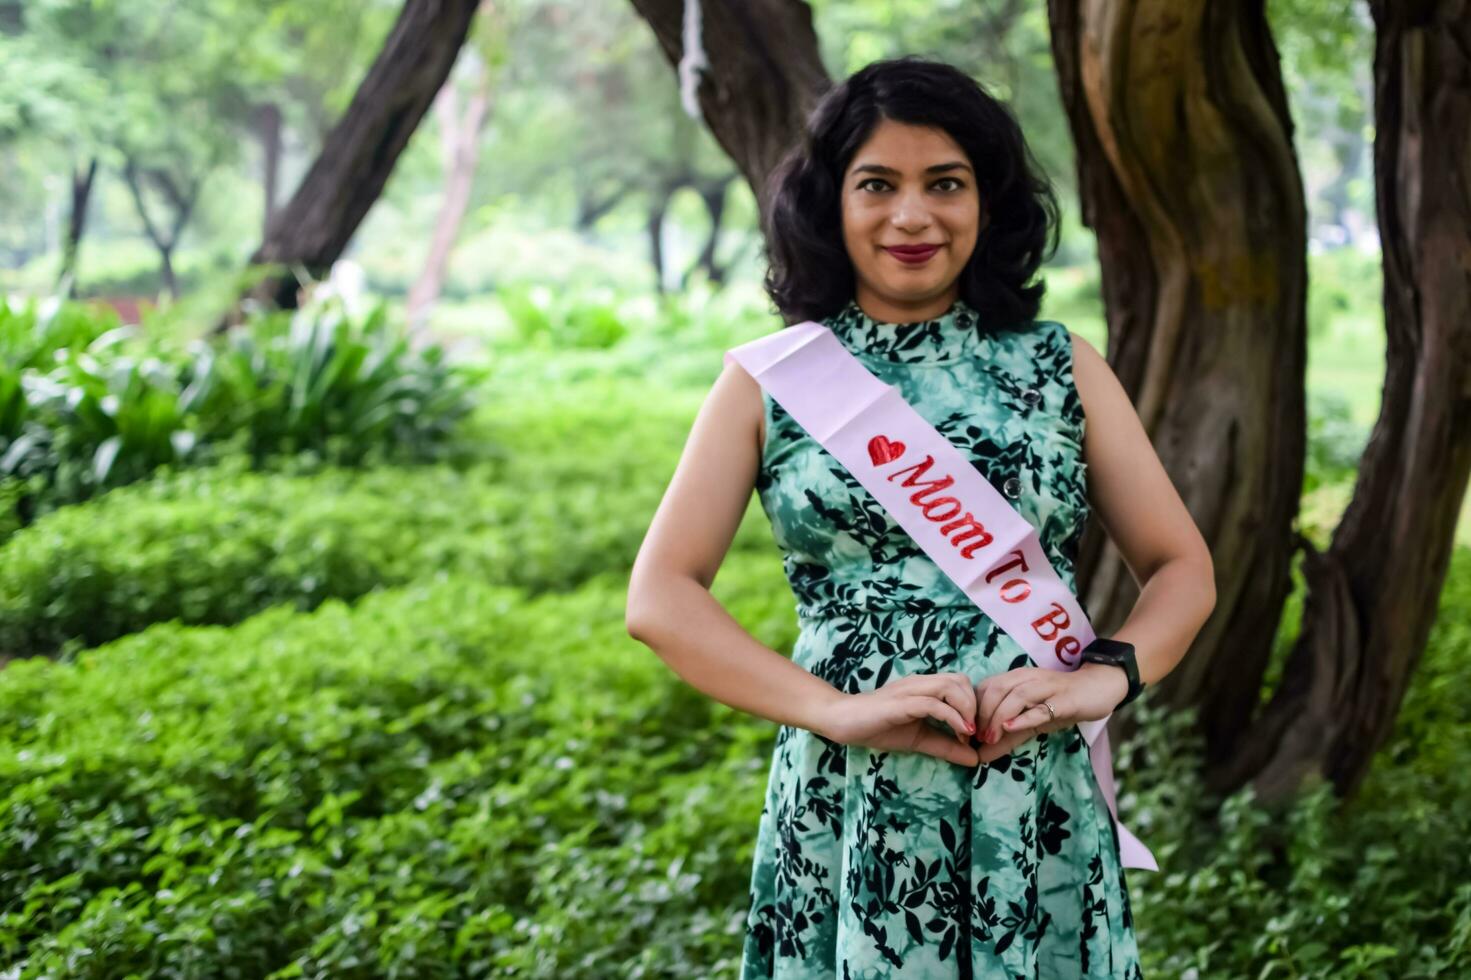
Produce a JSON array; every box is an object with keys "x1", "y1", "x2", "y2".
[
  {"x1": 1050, "y1": 0, "x2": 1471, "y2": 806},
  {"x1": 647, "y1": 183, "x2": 673, "y2": 294},
  {"x1": 1047, "y1": 1, "x2": 1311, "y2": 794},
  {"x1": 575, "y1": 178, "x2": 637, "y2": 231},
  {"x1": 1221, "y1": 0, "x2": 1471, "y2": 803},
  {"x1": 122, "y1": 158, "x2": 203, "y2": 300},
  {"x1": 406, "y1": 37, "x2": 496, "y2": 337},
  {"x1": 227, "y1": 0, "x2": 482, "y2": 324},
  {"x1": 682, "y1": 174, "x2": 734, "y2": 288},
  {"x1": 626, "y1": 0, "x2": 829, "y2": 217},
  {"x1": 55, "y1": 157, "x2": 97, "y2": 298},
  {"x1": 255, "y1": 102, "x2": 283, "y2": 240}
]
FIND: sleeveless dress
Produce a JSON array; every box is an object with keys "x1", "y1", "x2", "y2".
[{"x1": 740, "y1": 297, "x2": 1144, "y2": 979}]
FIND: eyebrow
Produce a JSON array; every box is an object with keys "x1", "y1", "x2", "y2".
[{"x1": 850, "y1": 162, "x2": 973, "y2": 177}]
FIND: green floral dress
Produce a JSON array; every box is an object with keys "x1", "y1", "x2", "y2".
[{"x1": 740, "y1": 297, "x2": 1143, "y2": 979}]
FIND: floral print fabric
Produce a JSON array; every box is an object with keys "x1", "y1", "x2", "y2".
[{"x1": 739, "y1": 297, "x2": 1144, "y2": 979}]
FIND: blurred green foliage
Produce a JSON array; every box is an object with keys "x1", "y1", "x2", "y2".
[
  {"x1": 0, "y1": 378, "x2": 772, "y2": 657},
  {"x1": 0, "y1": 555, "x2": 794, "y2": 977},
  {"x1": 0, "y1": 296, "x2": 475, "y2": 532},
  {"x1": 0, "y1": 518, "x2": 1467, "y2": 977},
  {"x1": 1129, "y1": 548, "x2": 1471, "y2": 978}
]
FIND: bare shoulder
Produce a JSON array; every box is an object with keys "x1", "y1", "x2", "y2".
[
  {"x1": 1065, "y1": 328, "x2": 1131, "y2": 426},
  {"x1": 626, "y1": 358, "x2": 767, "y2": 598},
  {"x1": 720, "y1": 354, "x2": 767, "y2": 455},
  {"x1": 1065, "y1": 329, "x2": 1109, "y2": 405},
  {"x1": 1063, "y1": 326, "x2": 1137, "y2": 455}
]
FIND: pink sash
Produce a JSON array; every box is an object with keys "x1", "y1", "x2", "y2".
[{"x1": 726, "y1": 320, "x2": 1158, "y2": 872}]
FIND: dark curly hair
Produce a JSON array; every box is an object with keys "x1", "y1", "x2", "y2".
[{"x1": 761, "y1": 56, "x2": 1061, "y2": 330}]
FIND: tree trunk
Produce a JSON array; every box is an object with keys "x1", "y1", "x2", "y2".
[
  {"x1": 1046, "y1": 1, "x2": 1311, "y2": 794},
  {"x1": 406, "y1": 42, "x2": 495, "y2": 337},
  {"x1": 55, "y1": 157, "x2": 97, "y2": 298},
  {"x1": 227, "y1": 0, "x2": 482, "y2": 325},
  {"x1": 256, "y1": 101, "x2": 283, "y2": 240},
  {"x1": 1221, "y1": 0, "x2": 1471, "y2": 804},
  {"x1": 682, "y1": 174, "x2": 733, "y2": 288},
  {"x1": 122, "y1": 158, "x2": 203, "y2": 301},
  {"x1": 1050, "y1": 0, "x2": 1471, "y2": 806},
  {"x1": 575, "y1": 178, "x2": 636, "y2": 231},
  {"x1": 626, "y1": 0, "x2": 829, "y2": 218},
  {"x1": 647, "y1": 185, "x2": 673, "y2": 295}
]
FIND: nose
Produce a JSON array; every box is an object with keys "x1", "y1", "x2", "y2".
[{"x1": 889, "y1": 187, "x2": 933, "y2": 232}]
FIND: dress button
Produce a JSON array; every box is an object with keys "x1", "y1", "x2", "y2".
[
  {"x1": 1022, "y1": 387, "x2": 1042, "y2": 407},
  {"x1": 1002, "y1": 476, "x2": 1022, "y2": 499}
]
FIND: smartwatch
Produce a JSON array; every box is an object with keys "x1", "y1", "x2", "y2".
[{"x1": 1080, "y1": 636, "x2": 1145, "y2": 709}]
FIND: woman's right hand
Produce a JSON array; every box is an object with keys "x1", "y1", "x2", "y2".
[{"x1": 813, "y1": 672, "x2": 981, "y2": 767}]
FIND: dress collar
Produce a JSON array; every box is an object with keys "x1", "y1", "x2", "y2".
[{"x1": 823, "y1": 297, "x2": 987, "y2": 363}]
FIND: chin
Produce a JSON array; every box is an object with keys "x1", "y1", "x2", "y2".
[{"x1": 881, "y1": 274, "x2": 947, "y2": 295}]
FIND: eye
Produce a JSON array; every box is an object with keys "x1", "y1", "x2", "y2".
[{"x1": 855, "y1": 177, "x2": 966, "y2": 192}]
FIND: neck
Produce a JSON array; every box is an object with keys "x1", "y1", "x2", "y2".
[{"x1": 853, "y1": 284, "x2": 960, "y2": 324}]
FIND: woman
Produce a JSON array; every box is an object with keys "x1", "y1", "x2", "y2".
[{"x1": 626, "y1": 56, "x2": 1215, "y2": 978}]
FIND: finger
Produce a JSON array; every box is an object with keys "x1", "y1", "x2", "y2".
[
  {"x1": 979, "y1": 680, "x2": 1038, "y2": 742},
  {"x1": 951, "y1": 673, "x2": 979, "y2": 732},
  {"x1": 973, "y1": 675, "x2": 1014, "y2": 740},
  {"x1": 939, "y1": 675, "x2": 977, "y2": 738},
  {"x1": 990, "y1": 684, "x2": 1044, "y2": 737},
  {"x1": 904, "y1": 675, "x2": 977, "y2": 740},
  {"x1": 908, "y1": 694, "x2": 974, "y2": 743},
  {"x1": 914, "y1": 723, "x2": 981, "y2": 767},
  {"x1": 1001, "y1": 702, "x2": 1052, "y2": 736}
]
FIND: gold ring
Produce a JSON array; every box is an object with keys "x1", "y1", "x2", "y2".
[{"x1": 1041, "y1": 700, "x2": 1056, "y2": 721}]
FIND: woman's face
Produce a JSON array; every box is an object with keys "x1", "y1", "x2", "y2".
[{"x1": 840, "y1": 119, "x2": 986, "y2": 322}]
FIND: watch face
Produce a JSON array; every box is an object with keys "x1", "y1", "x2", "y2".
[{"x1": 1086, "y1": 637, "x2": 1134, "y2": 659}]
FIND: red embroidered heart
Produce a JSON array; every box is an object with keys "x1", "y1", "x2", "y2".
[{"x1": 867, "y1": 435, "x2": 906, "y2": 466}]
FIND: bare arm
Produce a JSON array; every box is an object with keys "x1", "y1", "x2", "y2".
[
  {"x1": 1070, "y1": 331, "x2": 1217, "y2": 691},
  {"x1": 625, "y1": 360, "x2": 845, "y2": 735}
]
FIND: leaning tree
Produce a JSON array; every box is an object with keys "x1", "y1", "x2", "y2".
[{"x1": 226, "y1": 0, "x2": 483, "y2": 324}]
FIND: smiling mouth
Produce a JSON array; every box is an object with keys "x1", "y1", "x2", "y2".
[{"x1": 884, "y1": 244, "x2": 942, "y2": 263}]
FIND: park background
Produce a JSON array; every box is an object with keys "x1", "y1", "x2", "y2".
[{"x1": 1, "y1": 0, "x2": 1468, "y2": 977}]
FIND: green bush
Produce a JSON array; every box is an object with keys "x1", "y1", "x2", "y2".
[
  {"x1": 0, "y1": 454, "x2": 774, "y2": 658},
  {"x1": 0, "y1": 295, "x2": 126, "y2": 372},
  {"x1": 495, "y1": 283, "x2": 629, "y2": 350},
  {"x1": 0, "y1": 239, "x2": 231, "y2": 299},
  {"x1": 2, "y1": 534, "x2": 1469, "y2": 975},
  {"x1": 1304, "y1": 388, "x2": 1369, "y2": 495},
  {"x1": 0, "y1": 551, "x2": 793, "y2": 978},
  {"x1": 0, "y1": 371, "x2": 776, "y2": 655},
  {"x1": 1127, "y1": 545, "x2": 1471, "y2": 979},
  {"x1": 0, "y1": 294, "x2": 475, "y2": 525}
]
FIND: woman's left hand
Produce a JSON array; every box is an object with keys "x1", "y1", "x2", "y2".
[{"x1": 969, "y1": 664, "x2": 1129, "y2": 765}]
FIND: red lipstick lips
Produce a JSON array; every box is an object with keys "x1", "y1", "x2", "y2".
[{"x1": 884, "y1": 244, "x2": 941, "y2": 265}]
